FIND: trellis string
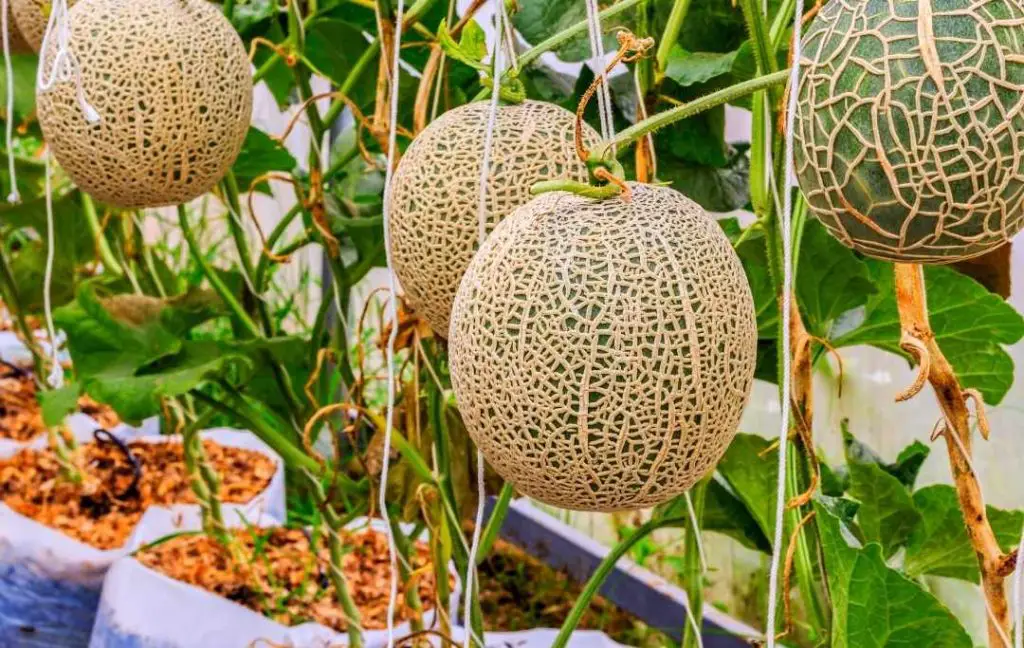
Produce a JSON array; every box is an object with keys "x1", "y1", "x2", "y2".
[
  {"x1": 765, "y1": 0, "x2": 804, "y2": 642},
  {"x1": 584, "y1": 0, "x2": 615, "y2": 147},
  {"x1": 378, "y1": 0, "x2": 408, "y2": 643},
  {"x1": 462, "y1": 3, "x2": 510, "y2": 646},
  {"x1": 36, "y1": 0, "x2": 99, "y2": 124}
]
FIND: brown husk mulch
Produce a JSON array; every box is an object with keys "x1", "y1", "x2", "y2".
[
  {"x1": 137, "y1": 526, "x2": 438, "y2": 633},
  {"x1": 0, "y1": 439, "x2": 276, "y2": 550},
  {"x1": 0, "y1": 363, "x2": 121, "y2": 441}
]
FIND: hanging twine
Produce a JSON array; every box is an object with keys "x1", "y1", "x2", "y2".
[
  {"x1": 573, "y1": 30, "x2": 653, "y2": 201},
  {"x1": 378, "y1": 0, "x2": 408, "y2": 643},
  {"x1": 36, "y1": 0, "x2": 99, "y2": 124},
  {"x1": 460, "y1": 3, "x2": 511, "y2": 646},
  {"x1": 765, "y1": 0, "x2": 805, "y2": 642},
  {"x1": 583, "y1": 0, "x2": 614, "y2": 144}
]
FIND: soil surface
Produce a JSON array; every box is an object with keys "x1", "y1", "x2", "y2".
[
  {"x1": 0, "y1": 363, "x2": 120, "y2": 441},
  {"x1": 478, "y1": 538, "x2": 668, "y2": 646},
  {"x1": 137, "y1": 526, "x2": 438, "y2": 633},
  {"x1": 0, "y1": 439, "x2": 276, "y2": 549}
]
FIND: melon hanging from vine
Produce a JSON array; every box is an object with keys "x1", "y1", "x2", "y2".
[
  {"x1": 448, "y1": 184, "x2": 758, "y2": 512},
  {"x1": 388, "y1": 100, "x2": 600, "y2": 338},
  {"x1": 36, "y1": 0, "x2": 252, "y2": 208},
  {"x1": 794, "y1": 0, "x2": 1024, "y2": 263}
]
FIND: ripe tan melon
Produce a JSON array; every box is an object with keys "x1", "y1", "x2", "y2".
[
  {"x1": 10, "y1": 0, "x2": 72, "y2": 52},
  {"x1": 36, "y1": 0, "x2": 252, "y2": 208},
  {"x1": 449, "y1": 183, "x2": 758, "y2": 512},
  {"x1": 388, "y1": 100, "x2": 601, "y2": 338}
]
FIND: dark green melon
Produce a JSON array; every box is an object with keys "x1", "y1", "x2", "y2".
[{"x1": 794, "y1": 0, "x2": 1024, "y2": 263}]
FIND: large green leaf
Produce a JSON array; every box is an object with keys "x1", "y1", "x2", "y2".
[
  {"x1": 846, "y1": 460, "x2": 921, "y2": 558},
  {"x1": 814, "y1": 497, "x2": 861, "y2": 648},
  {"x1": 0, "y1": 54, "x2": 38, "y2": 121},
  {"x1": 904, "y1": 485, "x2": 1024, "y2": 583},
  {"x1": 232, "y1": 127, "x2": 298, "y2": 193},
  {"x1": 842, "y1": 422, "x2": 930, "y2": 490},
  {"x1": 816, "y1": 499, "x2": 972, "y2": 648},
  {"x1": 845, "y1": 544, "x2": 972, "y2": 648},
  {"x1": 796, "y1": 220, "x2": 877, "y2": 338},
  {"x1": 664, "y1": 46, "x2": 739, "y2": 87},
  {"x1": 304, "y1": 18, "x2": 378, "y2": 107},
  {"x1": 715, "y1": 433, "x2": 778, "y2": 543},
  {"x1": 832, "y1": 262, "x2": 1024, "y2": 404}
]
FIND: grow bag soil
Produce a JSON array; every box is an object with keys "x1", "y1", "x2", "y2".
[
  {"x1": 0, "y1": 363, "x2": 120, "y2": 442},
  {"x1": 478, "y1": 538, "x2": 667, "y2": 646},
  {"x1": 136, "y1": 526, "x2": 439, "y2": 633},
  {"x1": 0, "y1": 439, "x2": 275, "y2": 549}
]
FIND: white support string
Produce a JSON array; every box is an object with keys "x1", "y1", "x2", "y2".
[
  {"x1": 584, "y1": 0, "x2": 615, "y2": 147},
  {"x1": 42, "y1": 151, "x2": 62, "y2": 389},
  {"x1": 765, "y1": 0, "x2": 804, "y2": 644},
  {"x1": 36, "y1": 0, "x2": 99, "y2": 124},
  {"x1": 2, "y1": 0, "x2": 18, "y2": 203},
  {"x1": 462, "y1": 4, "x2": 510, "y2": 646},
  {"x1": 378, "y1": 0, "x2": 408, "y2": 644}
]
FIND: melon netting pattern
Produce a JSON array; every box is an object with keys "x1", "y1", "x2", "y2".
[
  {"x1": 5, "y1": 0, "x2": 33, "y2": 53},
  {"x1": 794, "y1": 0, "x2": 1024, "y2": 263},
  {"x1": 36, "y1": 0, "x2": 252, "y2": 209},
  {"x1": 449, "y1": 183, "x2": 758, "y2": 512},
  {"x1": 10, "y1": 0, "x2": 70, "y2": 52},
  {"x1": 388, "y1": 99, "x2": 600, "y2": 338}
]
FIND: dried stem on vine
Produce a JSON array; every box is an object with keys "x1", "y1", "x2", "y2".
[
  {"x1": 787, "y1": 301, "x2": 819, "y2": 510},
  {"x1": 893, "y1": 262, "x2": 1014, "y2": 646}
]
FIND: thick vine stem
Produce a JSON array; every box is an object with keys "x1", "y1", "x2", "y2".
[{"x1": 893, "y1": 263, "x2": 1011, "y2": 646}]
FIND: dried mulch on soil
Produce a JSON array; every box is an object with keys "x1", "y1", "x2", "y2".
[
  {"x1": 137, "y1": 526, "x2": 439, "y2": 633},
  {"x1": 478, "y1": 538, "x2": 666, "y2": 645},
  {"x1": 0, "y1": 439, "x2": 276, "y2": 549},
  {"x1": 0, "y1": 363, "x2": 121, "y2": 441}
]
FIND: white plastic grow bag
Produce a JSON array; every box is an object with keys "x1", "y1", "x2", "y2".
[
  {"x1": 90, "y1": 515, "x2": 453, "y2": 648},
  {"x1": 450, "y1": 626, "x2": 631, "y2": 647},
  {"x1": 0, "y1": 428, "x2": 285, "y2": 648}
]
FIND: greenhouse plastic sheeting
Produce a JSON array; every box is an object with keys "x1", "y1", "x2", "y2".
[
  {"x1": 89, "y1": 515, "x2": 446, "y2": 648},
  {"x1": 0, "y1": 428, "x2": 285, "y2": 648}
]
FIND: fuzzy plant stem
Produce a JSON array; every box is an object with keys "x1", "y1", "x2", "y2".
[
  {"x1": 307, "y1": 472, "x2": 366, "y2": 648},
  {"x1": 894, "y1": 263, "x2": 1016, "y2": 645},
  {"x1": 81, "y1": 194, "x2": 122, "y2": 277},
  {"x1": 610, "y1": 69, "x2": 790, "y2": 153},
  {"x1": 47, "y1": 425, "x2": 82, "y2": 484},
  {"x1": 654, "y1": 0, "x2": 692, "y2": 81},
  {"x1": 475, "y1": 483, "x2": 514, "y2": 564},
  {"x1": 389, "y1": 515, "x2": 426, "y2": 633},
  {"x1": 552, "y1": 516, "x2": 689, "y2": 648},
  {"x1": 0, "y1": 246, "x2": 46, "y2": 378},
  {"x1": 181, "y1": 424, "x2": 231, "y2": 545},
  {"x1": 681, "y1": 480, "x2": 708, "y2": 648}
]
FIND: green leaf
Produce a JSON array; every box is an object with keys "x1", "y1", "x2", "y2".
[
  {"x1": 436, "y1": 19, "x2": 489, "y2": 71},
  {"x1": 664, "y1": 45, "x2": 739, "y2": 87},
  {"x1": 38, "y1": 382, "x2": 82, "y2": 428},
  {"x1": 904, "y1": 484, "x2": 1024, "y2": 583},
  {"x1": 736, "y1": 232, "x2": 777, "y2": 338},
  {"x1": 846, "y1": 460, "x2": 921, "y2": 558},
  {"x1": 232, "y1": 127, "x2": 298, "y2": 194},
  {"x1": 715, "y1": 433, "x2": 778, "y2": 543},
  {"x1": 796, "y1": 220, "x2": 877, "y2": 338},
  {"x1": 304, "y1": 18, "x2": 377, "y2": 106},
  {"x1": 0, "y1": 54, "x2": 38, "y2": 121},
  {"x1": 512, "y1": 0, "x2": 620, "y2": 62},
  {"x1": 814, "y1": 496, "x2": 861, "y2": 648},
  {"x1": 657, "y1": 139, "x2": 749, "y2": 212},
  {"x1": 833, "y1": 262, "x2": 1024, "y2": 404},
  {"x1": 845, "y1": 544, "x2": 972, "y2": 648},
  {"x1": 842, "y1": 422, "x2": 930, "y2": 489},
  {"x1": 458, "y1": 19, "x2": 488, "y2": 62},
  {"x1": 703, "y1": 477, "x2": 772, "y2": 552}
]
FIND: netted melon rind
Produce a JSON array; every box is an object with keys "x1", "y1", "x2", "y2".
[
  {"x1": 10, "y1": 0, "x2": 69, "y2": 53},
  {"x1": 449, "y1": 183, "x2": 758, "y2": 512},
  {"x1": 388, "y1": 100, "x2": 600, "y2": 338},
  {"x1": 794, "y1": 0, "x2": 1024, "y2": 263},
  {"x1": 36, "y1": 0, "x2": 252, "y2": 209}
]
